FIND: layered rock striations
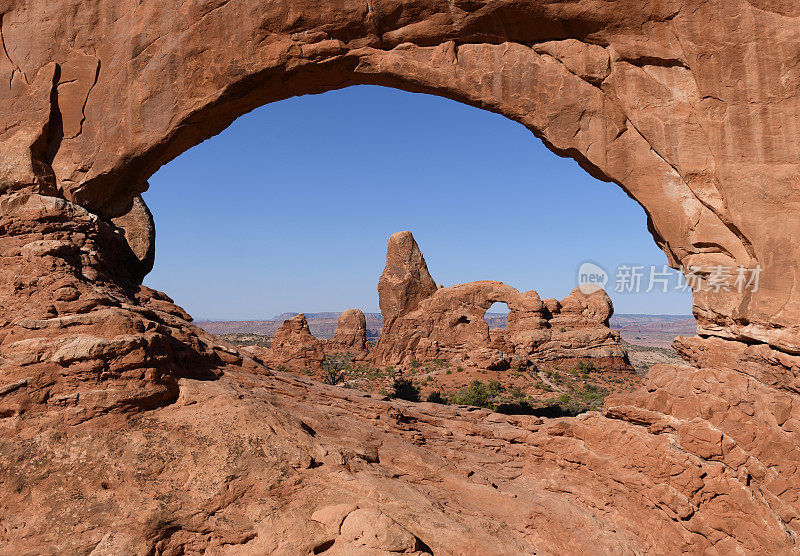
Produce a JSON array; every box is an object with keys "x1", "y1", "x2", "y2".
[{"x1": 1, "y1": 0, "x2": 799, "y2": 553}]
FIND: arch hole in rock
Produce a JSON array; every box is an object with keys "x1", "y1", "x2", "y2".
[
  {"x1": 484, "y1": 302, "x2": 509, "y2": 329},
  {"x1": 142, "y1": 86, "x2": 693, "y2": 342}
]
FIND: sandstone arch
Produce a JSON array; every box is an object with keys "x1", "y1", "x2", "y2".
[
  {"x1": 2, "y1": 1, "x2": 800, "y2": 553},
  {"x1": 2, "y1": 0, "x2": 797, "y2": 354}
]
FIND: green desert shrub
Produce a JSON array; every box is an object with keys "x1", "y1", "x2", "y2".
[
  {"x1": 426, "y1": 391, "x2": 448, "y2": 404},
  {"x1": 322, "y1": 354, "x2": 352, "y2": 385},
  {"x1": 450, "y1": 380, "x2": 504, "y2": 408},
  {"x1": 391, "y1": 377, "x2": 420, "y2": 402}
]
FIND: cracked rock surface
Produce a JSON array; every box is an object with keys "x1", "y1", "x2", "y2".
[{"x1": 1, "y1": 0, "x2": 799, "y2": 553}]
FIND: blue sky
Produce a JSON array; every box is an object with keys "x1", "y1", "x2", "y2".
[{"x1": 144, "y1": 85, "x2": 692, "y2": 320}]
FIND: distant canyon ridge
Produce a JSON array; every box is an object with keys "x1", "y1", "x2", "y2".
[{"x1": 198, "y1": 313, "x2": 696, "y2": 348}]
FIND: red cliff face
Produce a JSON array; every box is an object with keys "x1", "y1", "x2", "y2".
[{"x1": 0, "y1": 0, "x2": 799, "y2": 552}]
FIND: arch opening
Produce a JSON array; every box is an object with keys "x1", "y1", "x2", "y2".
[
  {"x1": 484, "y1": 302, "x2": 509, "y2": 330},
  {"x1": 138, "y1": 84, "x2": 691, "y2": 411}
]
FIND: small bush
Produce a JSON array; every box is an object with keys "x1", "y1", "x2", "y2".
[
  {"x1": 446, "y1": 369, "x2": 453, "y2": 375},
  {"x1": 487, "y1": 380, "x2": 504, "y2": 396},
  {"x1": 322, "y1": 354, "x2": 352, "y2": 385},
  {"x1": 426, "y1": 391, "x2": 447, "y2": 404},
  {"x1": 508, "y1": 386, "x2": 525, "y2": 400},
  {"x1": 450, "y1": 380, "x2": 504, "y2": 408},
  {"x1": 391, "y1": 376, "x2": 420, "y2": 402}
]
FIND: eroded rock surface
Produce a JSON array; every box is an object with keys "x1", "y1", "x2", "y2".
[
  {"x1": 247, "y1": 314, "x2": 325, "y2": 373},
  {"x1": 111, "y1": 194, "x2": 156, "y2": 284},
  {"x1": 1, "y1": 0, "x2": 796, "y2": 351},
  {"x1": 247, "y1": 310, "x2": 372, "y2": 373},
  {"x1": 373, "y1": 232, "x2": 629, "y2": 371},
  {"x1": 328, "y1": 308, "x2": 368, "y2": 353},
  {"x1": 0, "y1": 0, "x2": 799, "y2": 553}
]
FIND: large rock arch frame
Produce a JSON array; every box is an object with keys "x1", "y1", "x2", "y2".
[{"x1": 1, "y1": 1, "x2": 800, "y2": 553}]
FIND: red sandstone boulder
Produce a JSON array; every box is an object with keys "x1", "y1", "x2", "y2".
[{"x1": 111, "y1": 194, "x2": 156, "y2": 284}]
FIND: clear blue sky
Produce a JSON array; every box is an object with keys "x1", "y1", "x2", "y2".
[{"x1": 144, "y1": 85, "x2": 692, "y2": 320}]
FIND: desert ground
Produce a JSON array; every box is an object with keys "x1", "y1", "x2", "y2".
[
  {"x1": 2, "y1": 0, "x2": 799, "y2": 553},
  {"x1": 200, "y1": 311, "x2": 687, "y2": 415}
]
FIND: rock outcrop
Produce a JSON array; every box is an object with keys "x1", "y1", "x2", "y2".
[
  {"x1": 1, "y1": 0, "x2": 794, "y2": 353},
  {"x1": 538, "y1": 288, "x2": 629, "y2": 368},
  {"x1": 1, "y1": 0, "x2": 800, "y2": 553},
  {"x1": 378, "y1": 231, "x2": 439, "y2": 321},
  {"x1": 248, "y1": 314, "x2": 325, "y2": 373},
  {"x1": 247, "y1": 310, "x2": 371, "y2": 373},
  {"x1": 111, "y1": 194, "x2": 156, "y2": 284},
  {"x1": 0, "y1": 193, "x2": 248, "y2": 423},
  {"x1": 327, "y1": 308, "x2": 369, "y2": 353},
  {"x1": 372, "y1": 233, "x2": 629, "y2": 371}
]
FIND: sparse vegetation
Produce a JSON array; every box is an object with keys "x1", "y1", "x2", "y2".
[
  {"x1": 450, "y1": 380, "x2": 504, "y2": 408},
  {"x1": 391, "y1": 376, "x2": 421, "y2": 402},
  {"x1": 321, "y1": 354, "x2": 352, "y2": 385},
  {"x1": 217, "y1": 333, "x2": 272, "y2": 347},
  {"x1": 426, "y1": 391, "x2": 447, "y2": 404}
]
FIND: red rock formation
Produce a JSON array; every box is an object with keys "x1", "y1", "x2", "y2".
[
  {"x1": 247, "y1": 310, "x2": 371, "y2": 373},
  {"x1": 327, "y1": 308, "x2": 369, "y2": 353},
  {"x1": 248, "y1": 314, "x2": 325, "y2": 373},
  {"x1": 111, "y1": 195, "x2": 156, "y2": 284},
  {"x1": 0, "y1": 193, "x2": 249, "y2": 422},
  {"x1": 378, "y1": 231, "x2": 438, "y2": 321},
  {"x1": 0, "y1": 1, "x2": 799, "y2": 553},
  {"x1": 538, "y1": 288, "x2": 630, "y2": 369},
  {"x1": 372, "y1": 234, "x2": 629, "y2": 371}
]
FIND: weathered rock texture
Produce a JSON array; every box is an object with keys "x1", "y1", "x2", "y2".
[
  {"x1": 247, "y1": 313, "x2": 325, "y2": 373},
  {"x1": 2, "y1": 0, "x2": 796, "y2": 353},
  {"x1": 247, "y1": 310, "x2": 370, "y2": 373},
  {"x1": 328, "y1": 308, "x2": 369, "y2": 353},
  {"x1": 1, "y1": 0, "x2": 800, "y2": 553},
  {"x1": 111, "y1": 194, "x2": 156, "y2": 284},
  {"x1": 0, "y1": 193, "x2": 253, "y2": 423},
  {"x1": 373, "y1": 232, "x2": 629, "y2": 371},
  {"x1": 379, "y1": 231, "x2": 439, "y2": 320}
]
